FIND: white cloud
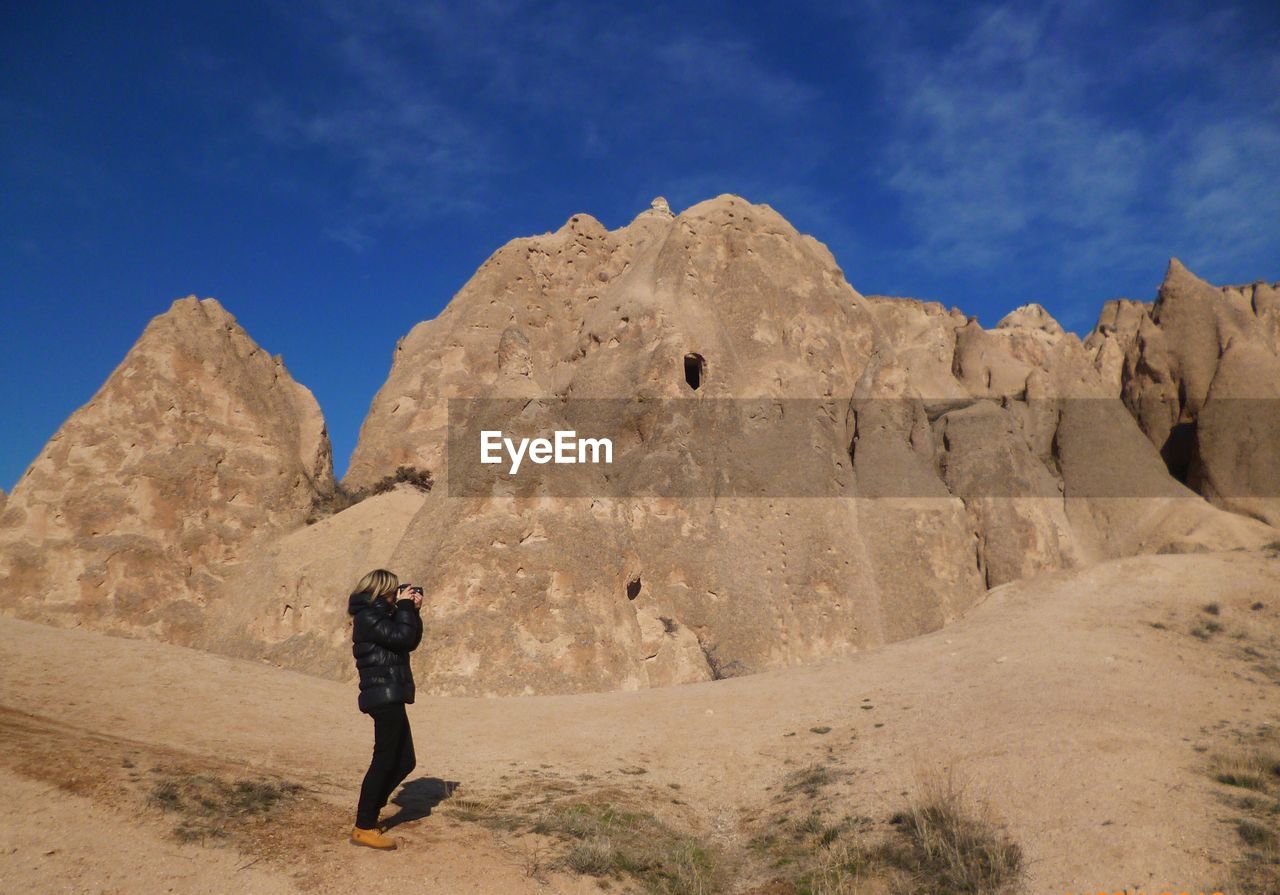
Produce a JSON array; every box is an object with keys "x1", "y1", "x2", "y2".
[
  {"x1": 876, "y1": 5, "x2": 1149, "y2": 268},
  {"x1": 246, "y1": 0, "x2": 822, "y2": 247}
]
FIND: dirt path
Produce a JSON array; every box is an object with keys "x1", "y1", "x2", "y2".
[{"x1": 1, "y1": 551, "x2": 1277, "y2": 893}]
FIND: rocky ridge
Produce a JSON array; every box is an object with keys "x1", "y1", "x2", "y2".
[{"x1": 1, "y1": 198, "x2": 1276, "y2": 696}]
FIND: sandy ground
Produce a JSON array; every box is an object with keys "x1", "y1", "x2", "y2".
[{"x1": 1, "y1": 550, "x2": 1277, "y2": 893}]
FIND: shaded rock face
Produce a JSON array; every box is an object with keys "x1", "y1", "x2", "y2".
[
  {"x1": 0, "y1": 297, "x2": 335, "y2": 642},
  {"x1": 215, "y1": 196, "x2": 1274, "y2": 696},
  {"x1": 1084, "y1": 260, "x2": 1280, "y2": 525}
]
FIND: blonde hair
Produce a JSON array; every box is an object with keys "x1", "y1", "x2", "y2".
[{"x1": 353, "y1": 568, "x2": 400, "y2": 601}]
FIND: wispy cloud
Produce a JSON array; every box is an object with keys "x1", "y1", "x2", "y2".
[
  {"x1": 874, "y1": 5, "x2": 1150, "y2": 269},
  {"x1": 862, "y1": 1, "x2": 1280, "y2": 301},
  {"x1": 238, "y1": 0, "x2": 824, "y2": 249}
]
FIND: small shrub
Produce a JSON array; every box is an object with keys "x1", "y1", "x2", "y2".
[
  {"x1": 1237, "y1": 818, "x2": 1276, "y2": 849},
  {"x1": 306, "y1": 465, "x2": 433, "y2": 524},
  {"x1": 883, "y1": 773, "x2": 1024, "y2": 895},
  {"x1": 566, "y1": 837, "x2": 618, "y2": 875},
  {"x1": 1203, "y1": 602, "x2": 1221, "y2": 616},
  {"x1": 370, "y1": 465, "x2": 435, "y2": 495}
]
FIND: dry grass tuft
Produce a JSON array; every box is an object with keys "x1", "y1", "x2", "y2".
[
  {"x1": 746, "y1": 771, "x2": 1022, "y2": 895},
  {"x1": 148, "y1": 770, "x2": 304, "y2": 843},
  {"x1": 1213, "y1": 748, "x2": 1280, "y2": 791},
  {"x1": 444, "y1": 781, "x2": 721, "y2": 895},
  {"x1": 881, "y1": 773, "x2": 1023, "y2": 895},
  {"x1": 1206, "y1": 731, "x2": 1280, "y2": 894}
]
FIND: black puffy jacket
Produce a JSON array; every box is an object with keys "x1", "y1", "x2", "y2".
[{"x1": 348, "y1": 591, "x2": 423, "y2": 713}]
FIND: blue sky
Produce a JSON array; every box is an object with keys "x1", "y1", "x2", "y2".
[{"x1": 3, "y1": 0, "x2": 1278, "y2": 491}]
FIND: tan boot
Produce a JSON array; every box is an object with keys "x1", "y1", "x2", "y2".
[{"x1": 350, "y1": 825, "x2": 397, "y2": 849}]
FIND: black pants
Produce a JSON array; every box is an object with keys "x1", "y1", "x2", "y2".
[{"x1": 355, "y1": 701, "x2": 416, "y2": 829}]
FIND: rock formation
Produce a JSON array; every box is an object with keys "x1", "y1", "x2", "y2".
[
  {"x1": 0, "y1": 297, "x2": 336, "y2": 642},
  {"x1": 1084, "y1": 260, "x2": 1280, "y2": 526},
  {"x1": 3, "y1": 199, "x2": 1274, "y2": 696},
  {"x1": 213, "y1": 196, "x2": 1275, "y2": 696}
]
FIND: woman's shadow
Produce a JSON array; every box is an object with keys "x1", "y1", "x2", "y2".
[{"x1": 382, "y1": 777, "x2": 461, "y2": 830}]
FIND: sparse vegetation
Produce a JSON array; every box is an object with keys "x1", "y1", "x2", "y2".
[
  {"x1": 747, "y1": 770, "x2": 1023, "y2": 895},
  {"x1": 697, "y1": 639, "x2": 746, "y2": 681},
  {"x1": 1213, "y1": 747, "x2": 1280, "y2": 791},
  {"x1": 369, "y1": 464, "x2": 435, "y2": 495},
  {"x1": 306, "y1": 465, "x2": 433, "y2": 523},
  {"x1": 1236, "y1": 818, "x2": 1276, "y2": 850},
  {"x1": 1192, "y1": 619, "x2": 1224, "y2": 640},
  {"x1": 1204, "y1": 602, "x2": 1221, "y2": 616},
  {"x1": 1205, "y1": 731, "x2": 1280, "y2": 894},
  {"x1": 782, "y1": 763, "x2": 846, "y2": 798},
  {"x1": 880, "y1": 773, "x2": 1024, "y2": 895},
  {"x1": 445, "y1": 784, "x2": 722, "y2": 894},
  {"x1": 148, "y1": 770, "x2": 303, "y2": 843},
  {"x1": 533, "y1": 802, "x2": 720, "y2": 893}
]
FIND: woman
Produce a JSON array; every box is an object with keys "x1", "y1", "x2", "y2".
[{"x1": 347, "y1": 568, "x2": 423, "y2": 850}]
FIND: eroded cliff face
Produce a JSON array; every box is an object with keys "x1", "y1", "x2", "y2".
[
  {"x1": 1083, "y1": 259, "x2": 1280, "y2": 526},
  {"x1": 0, "y1": 297, "x2": 336, "y2": 642},
  {"x1": 209, "y1": 196, "x2": 1273, "y2": 696},
  {"x1": 4, "y1": 199, "x2": 1273, "y2": 695}
]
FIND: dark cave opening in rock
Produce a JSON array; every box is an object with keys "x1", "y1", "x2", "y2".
[
  {"x1": 1160, "y1": 420, "x2": 1201, "y2": 487},
  {"x1": 626, "y1": 576, "x2": 642, "y2": 600},
  {"x1": 684, "y1": 353, "x2": 704, "y2": 391}
]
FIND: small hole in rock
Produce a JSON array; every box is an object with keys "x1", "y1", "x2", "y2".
[
  {"x1": 684, "y1": 353, "x2": 705, "y2": 390},
  {"x1": 626, "y1": 577, "x2": 642, "y2": 600}
]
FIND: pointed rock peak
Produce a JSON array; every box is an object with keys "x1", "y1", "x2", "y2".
[
  {"x1": 1155, "y1": 258, "x2": 1220, "y2": 319},
  {"x1": 1160, "y1": 257, "x2": 1214, "y2": 291},
  {"x1": 0, "y1": 291, "x2": 336, "y2": 636},
  {"x1": 164, "y1": 295, "x2": 233, "y2": 321},
  {"x1": 996, "y1": 303, "x2": 1064, "y2": 334},
  {"x1": 145, "y1": 296, "x2": 246, "y2": 346}
]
